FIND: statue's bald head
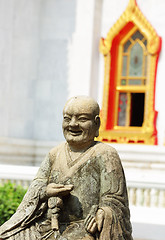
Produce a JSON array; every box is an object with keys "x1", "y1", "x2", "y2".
[{"x1": 63, "y1": 96, "x2": 100, "y2": 117}]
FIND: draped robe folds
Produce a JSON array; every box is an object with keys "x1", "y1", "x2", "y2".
[{"x1": 0, "y1": 142, "x2": 133, "y2": 240}]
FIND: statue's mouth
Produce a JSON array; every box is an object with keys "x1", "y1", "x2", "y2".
[{"x1": 68, "y1": 129, "x2": 82, "y2": 136}]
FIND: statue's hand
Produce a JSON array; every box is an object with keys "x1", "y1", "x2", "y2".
[
  {"x1": 84, "y1": 209, "x2": 104, "y2": 234},
  {"x1": 95, "y1": 209, "x2": 104, "y2": 232},
  {"x1": 46, "y1": 183, "x2": 74, "y2": 198}
]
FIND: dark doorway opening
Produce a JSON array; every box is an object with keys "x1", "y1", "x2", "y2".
[{"x1": 130, "y1": 93, "x2": 145, "y2": 126}]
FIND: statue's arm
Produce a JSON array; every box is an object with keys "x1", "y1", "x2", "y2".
[
  {"x1": 98, "y1": 148, "x2": 132, "y2": 239},
  {"x1": 0, "y1": 153, "x2": 52, "y2": 238},
  {"x1": 85, "y1": 147, "x2": 129, "y2": 237}
]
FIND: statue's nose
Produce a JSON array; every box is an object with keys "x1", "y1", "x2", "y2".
[{"x1": 69, "y1": 117, "x2": 78, "y2": 127}]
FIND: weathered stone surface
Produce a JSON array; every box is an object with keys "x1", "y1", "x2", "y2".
[{"x1": 0, "y1": 96, "x2": 133, "y2": 240}]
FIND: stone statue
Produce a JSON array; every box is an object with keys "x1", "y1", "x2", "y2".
[{"x1": 0, "y1": 96, "x2": 133, "y2": 240}]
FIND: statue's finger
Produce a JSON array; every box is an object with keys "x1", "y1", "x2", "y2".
[
  {"x1": 86, "y1": 217, "x2": 95, "y2": 229},
  {"x1": 96, "y1": 210, "x2": 104, "y2": 232},
  {"x1": 86, "y1": 219, "x2": 97, "y2": 234},
  {"x1": 64, "y1": 184, "x2": 74, "y2": 190},
  {"x1": 47, "y1": 183, "x2": 65, "y2": 189},
  {"x1": 47, "y1": 187, "x2": 68, "y2": 197},
  {"x1": 90, "y1": 222, "x2": 97, "y2": 234},
  {"x1": 53, "y1": 184, "x2": 65, "y2": 188},
  {"x1": 57, "y1": 187, "x2": 73, "y2": 196},
  {"x1": 84, "y1": 214, "x2": 93, "y2": 228}
]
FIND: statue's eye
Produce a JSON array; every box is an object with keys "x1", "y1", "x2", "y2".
[
  {"x1": 78, "y1": 117, "x2": 89, "y2": 122},
  {"x1": 64, "y1": 116, "x2": 71, "y2": 122}
]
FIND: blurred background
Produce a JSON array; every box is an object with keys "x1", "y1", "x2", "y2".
[{"x1": 0, "y1": 0, "x2": 165, "y2": 239}]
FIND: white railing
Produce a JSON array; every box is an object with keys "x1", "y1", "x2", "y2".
[
  {"x1": 0, "y1": 164, "x2": 165, "y2": 209},
  {"x1": 127, "y1": 181, "x2": 165, "y2": 208},
  {"x1": 0, "y1": 164, "x2": 38, "y2": 188}
]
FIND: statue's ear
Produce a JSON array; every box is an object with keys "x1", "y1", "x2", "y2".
[
  {"x1": 95, "y1": 115, "x2": 100, "y2": 127},
  {"x1": 94, "y1": 115, "x2": 100, "y2": 137}
]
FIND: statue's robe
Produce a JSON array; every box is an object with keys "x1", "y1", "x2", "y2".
[{"x1": 0, "y1": 142, "x2": 133, "y2": 240}]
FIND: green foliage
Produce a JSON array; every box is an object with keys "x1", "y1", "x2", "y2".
[{"x1": 0, "y1": 181, "x2": 27, "y2": 225}]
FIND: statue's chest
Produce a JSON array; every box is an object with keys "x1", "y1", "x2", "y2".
[
  {"x1": 50, "y1": 156, "x2": 100, "y2": 186},
  {"x1": 50, "y1": 158, "x2": 101, "y2": 219}
]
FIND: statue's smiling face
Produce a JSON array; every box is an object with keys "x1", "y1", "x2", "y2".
[{"x1": 62, "y1": 98, "x2": 99, "y2": 149}]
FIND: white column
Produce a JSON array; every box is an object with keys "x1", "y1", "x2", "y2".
[{"x1": 68, "y1": 0, "x2": 103, "y2": 100}]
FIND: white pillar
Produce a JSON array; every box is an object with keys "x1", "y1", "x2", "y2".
[{"x1": 68, "y1": 0, "x2": 103, "y2": 101}]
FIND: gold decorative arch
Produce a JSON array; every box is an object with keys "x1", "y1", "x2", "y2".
[{"x1": 98, "y1": 0, "x2": 161, "y2": 144}]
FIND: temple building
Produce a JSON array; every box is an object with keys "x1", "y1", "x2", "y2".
[{"x1": 0, "y1": 0, "x2": 165, "y2": 239}]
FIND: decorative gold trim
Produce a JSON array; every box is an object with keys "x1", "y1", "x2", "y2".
[
  {"x1": 100, "y1": 54, "x2": 111, "y2": 131},
  {"x1": 99, "y1": 0, "x2": 161, "y2": 145},
  {"x1": 99, "y1": 0, "x2": 160, "y2": 56},
  {"x1": 116, "y1": 86, "x2": 146, "y2": 92},
  {"x1": 98, "y1": 129, "x2": 156, "y2": 145}
]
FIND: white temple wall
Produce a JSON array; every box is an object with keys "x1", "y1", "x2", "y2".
[
  {"x1": 67, "y1": 0, "x2": 103, "y2": 100},
  {"x1": 0, "y1": 0, "x2": 104, "y2": 143},
  {"x1": 33, "y1": 0, "x2": 77, "y2": 141},
  {"x1": 0, "y1": 0, "x2": 76, "y2": 142},
  {"x1": 1, "y1": 0, "x2": 164, "y2": 144},
  {"x1": 0, "y1": 0, "x2": 165, "y2": 166}
]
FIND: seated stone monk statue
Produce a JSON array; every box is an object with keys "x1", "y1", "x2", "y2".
[{"x1": 0, "y1": 96, "x2": 133, "y2": 240}]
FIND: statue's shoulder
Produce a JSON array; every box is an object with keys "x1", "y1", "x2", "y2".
[
  {"x1": 49, "y1": 142, "x2": 66, "y2": 156},
  {"x1": 95, "y1": 142, "x2": 122, "y2": 171},
  {"x1": 95, "y1": 141, "x2": 119, "y2": 156}
]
